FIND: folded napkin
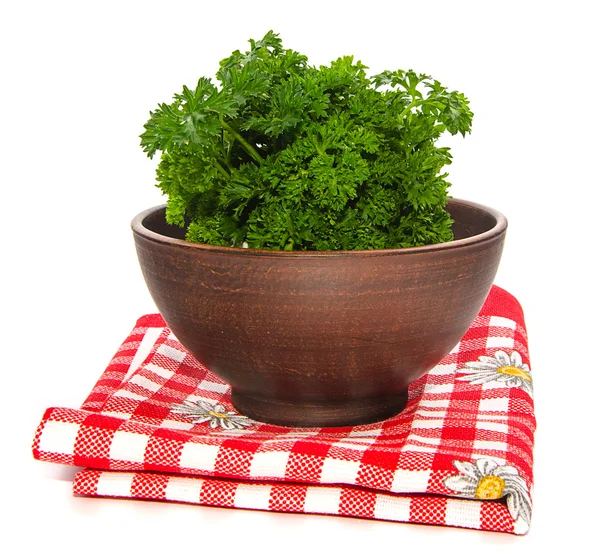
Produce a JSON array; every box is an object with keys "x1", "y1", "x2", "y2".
[{"x1": 32, "y1": 285, "x2": 535, "y2": 534}]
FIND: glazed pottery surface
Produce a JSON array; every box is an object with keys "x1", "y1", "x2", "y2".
[{"x1": 132, "y1": 199, "x2": 507, "y2": 426}]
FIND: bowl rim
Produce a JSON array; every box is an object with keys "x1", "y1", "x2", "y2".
[{"x1": 131, "y1": 198, "x2": 507, "y2": 258}]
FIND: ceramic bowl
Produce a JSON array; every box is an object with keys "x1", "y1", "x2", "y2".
[{"x1": 132, "y1": 199, "x2": 507, "y2": 426}]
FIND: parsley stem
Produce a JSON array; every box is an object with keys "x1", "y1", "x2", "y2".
[
  {"x1": 219, "y1": 117, "x2": 263, "y2": 165},
  {"x1": 221, "y1": 130, "x2": 235, "y2": 171},
  {"x1": 221, "y1": 148, "x2": 235, "y2": 171},
  {"x1": 214, "y1": 161, "x2": 230, "y2": 179},
  {"x1": 399, "y1": 99, "x2": 421, "y2": 120}
]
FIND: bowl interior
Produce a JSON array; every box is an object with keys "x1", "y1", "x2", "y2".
[
  {"x1": 450, "y1": 201, "x2": 498, "y2": 240},
  {"x1": 142, "y1": 209, "x2": 188, "y2": 240},
  {"x1": 140, "y1": 199, "x2": 499, "y2": 246}
]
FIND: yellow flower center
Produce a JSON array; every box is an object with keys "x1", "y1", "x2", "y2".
[
  {"x1": 475, "y1": 475, "x2": 505, "y2": 499},
  {"x1": 208, "y1": 411, "x2": 230, "y2": 419},
  {"x1": 497, "y1": 365, "x2": 532, "y2": 382}
]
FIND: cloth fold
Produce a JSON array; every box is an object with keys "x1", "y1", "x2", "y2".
[{"x1": 32, "y1": 285, "x2": 535, "y2": 534}]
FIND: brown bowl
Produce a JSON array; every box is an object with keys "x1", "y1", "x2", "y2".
[{"x1": 132, "y1": 199, "x2": 507, "y2": 427}]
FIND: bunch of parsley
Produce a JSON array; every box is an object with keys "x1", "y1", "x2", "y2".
[{"x1": 141, "y1": 31, "x2": 473, "y2": 250}]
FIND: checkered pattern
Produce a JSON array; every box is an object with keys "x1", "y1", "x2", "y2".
[{"x1": 33, "y1": 285, "x2": 535, "y2": 534}]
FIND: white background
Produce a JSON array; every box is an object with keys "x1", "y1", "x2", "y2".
[{"x1": 2, "y1": 0, "x2": 599, "y2": 554}]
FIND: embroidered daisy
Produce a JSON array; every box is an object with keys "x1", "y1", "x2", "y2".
[
  {"x1": 172, "y1": 399, "x2": 254, "y2": 430},
  {"x1": 444, "y1": 458, "x2": 532, "y2": 528},
  {"x1": 457, "y1": 350, "x2": 532, "y2": 396}
]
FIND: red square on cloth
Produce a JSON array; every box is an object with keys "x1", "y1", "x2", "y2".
[{"x1": 32, "y1": 286, "x2": 535, "y2": 534}]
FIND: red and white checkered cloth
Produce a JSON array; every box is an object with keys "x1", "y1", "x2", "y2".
[{"x1": 32, "y1": 285, "x2": 535, "y2": 534}]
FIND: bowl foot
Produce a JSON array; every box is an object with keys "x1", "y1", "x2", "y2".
[{"x1": 231, "y1": 390, "x2": 409, "y2": 427}]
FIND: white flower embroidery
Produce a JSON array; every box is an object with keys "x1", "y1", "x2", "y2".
[
  {"x1": 444, "y1": 458, "x2": 532, "y2": 528},
  {"x1": 457, "y1": 350, "x2": 533, "y2": 396},
  {"x1": 172, "y1": 399, "x2": 254, "y2": 430}
]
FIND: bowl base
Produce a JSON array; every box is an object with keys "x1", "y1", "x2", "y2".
[{"x1": 231, "y1": 389, "x2": 409, "y2": 427}]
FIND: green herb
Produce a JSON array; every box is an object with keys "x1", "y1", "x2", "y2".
[{"x1": 141, "y1": 31, "x2": 473, "y2": 250}]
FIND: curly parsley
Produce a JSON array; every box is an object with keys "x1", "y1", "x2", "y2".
[{"x1": 141, "y1": 31, "x2": 473, "y2": 250}]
